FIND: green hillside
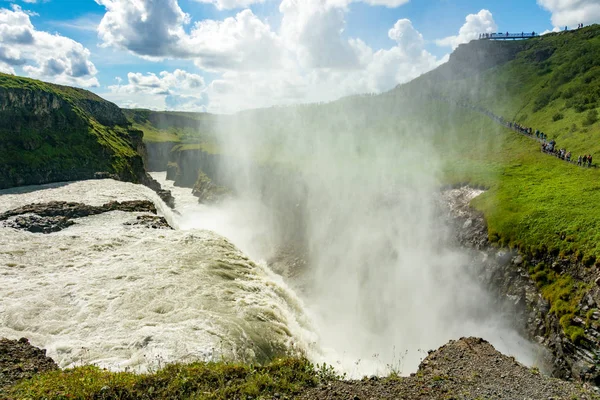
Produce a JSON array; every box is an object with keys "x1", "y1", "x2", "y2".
[
  {"x1": 0, "y1": 73, "x2": 146, "y2": 189},
  {"x1": 400, "y1": 26, "x2": 600, "y2": 260}
]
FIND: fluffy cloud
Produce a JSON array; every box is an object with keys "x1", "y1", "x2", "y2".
[
  {"x1": 196, "y1": 0, "x2": 409, "y2": 10},
  {"x1": 0, "y1": 5, "x2": 98, "y2": 86},
  {"x1": 108, "y1": 69, "x2": 207, "y2": 111},
  {"x1": 109, "y1": 69, "x2": 205, "y2": 94},
  {"x1": 279, "y1": 0, "x2": 364, "y2": 69},
  {"x1": 97, "y1": 0, "x2": 446, "y2": 112},
  {"x1": 199, "y1": 19, "x2": 440, "y2": 113},
  {"x1": 187, "y1": 10, "x2": 283, "y2": 71},
  {"x1": 95, "y1": 0, "x2": 189, "y2": 58},
  {"x1": 194, "y1": 0, "x2": 265, "y2": 10},
  {"x1": 436, "y1": 9, "x2": 497, "y2": 49},
  {"x1": 537, "y1": 0, "x2": 600, "y2": 27},
  {"x1": 96, "y1": 0, "x2": 281, "y2": 71}
]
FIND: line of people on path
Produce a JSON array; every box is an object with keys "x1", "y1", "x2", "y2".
[
  {"x1": 507, "y1": 123, "x2": 594, "y2": 167},
  {"x1": 431, "y1": 94, "x2": 595, "y2": 169}
]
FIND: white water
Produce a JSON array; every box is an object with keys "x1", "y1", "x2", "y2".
[
  {"x1": 0, "y1": 179, "x2": 316, "y2": 370},
  {"x1": 152, "y1": 173, "x2": 545, "y2": 377},
  {"x1": 0, "y1": 175, "x2": 544, "y2": 377}
]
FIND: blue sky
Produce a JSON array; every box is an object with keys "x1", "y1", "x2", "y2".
[{"x1": 0, "y1": 0, "x2": 596, "y2": 112}]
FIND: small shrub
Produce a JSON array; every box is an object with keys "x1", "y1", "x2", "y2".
[
  {"x1": 552, "y1": 112, "x2": 564, "y2": 121},
  {"x1": 583, "y1": 109, "x2": 598, "y2": 126},
  {"x1": 534, "y1": 89, "x2": 553, "y2": 111},
  {"x1": 562, "y1": 87, "x2": 576, "y2": 99},
  {"x1": 583, "y1": 254, "x2": 596, "y2": 267}
]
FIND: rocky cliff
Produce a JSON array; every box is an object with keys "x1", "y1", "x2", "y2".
[
  {"x1": 0, "y1": 73, "x2": 145, "y2": 189},
  {"x1": 444, "y1": 187, "x2": 600, "y2": 385}
]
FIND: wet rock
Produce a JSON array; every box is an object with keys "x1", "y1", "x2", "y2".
[
  {"x1": 513, "y1": 255, "x2": 524, "y2": 265},
  {"x1": 140, "y1": 173, "x2": 175, "y2": 208},
  {"x1": 3, "y1": 214, "x2": 75, "y2": 233},
  {"x1": 124, "y1": 215, "x2": 172, "y2": 230},
  {"x1": 0, "y1": 200, "x2": 162, "y2": 233},
  {"x1": 94, "y1": 172, "x2": 120, "y2": 180}
]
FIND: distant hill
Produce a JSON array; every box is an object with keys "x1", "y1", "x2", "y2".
[{"x1": 0, "y1": 73, "x2": 147, "y2": 189}]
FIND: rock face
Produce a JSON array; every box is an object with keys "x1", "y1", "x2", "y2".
[
  {"x1": 192, "y1": 170, "x2": 230, "y2": 203},
  {"x1": 0, "y1": 75, "x2": 141, "y2": 189},
  {"x1": 145, "y1": 141, "x2": 177, "y2": 171},
  {"x1": 0, "y1": 200, "x2": 171, "y2": 233},
  {"x1": 167, "y1": 146, "x2": 226, "y2": 188},
  {"x1": 299, "y1": 337, "x2": 598, "y2": 399},
  {"x1": 124, "y1": 215, "x2": 172, "y2": 229},
  {"x1": 0, "y1": 73, "x2": 175, "y2": 208},
  {"x1": 0, "y1": 338, "x2": 58, "y2": 393},
  {"x1": 443, "y1": 186, "x2": 600, "y2": 386}
]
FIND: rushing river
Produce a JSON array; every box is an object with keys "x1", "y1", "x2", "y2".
[
  {"x1": 0, "y1": 177, "x2": 316, "y2": 371},
  {"x1": 0, "y1": 173, "x2": 543, "y2": 376}
]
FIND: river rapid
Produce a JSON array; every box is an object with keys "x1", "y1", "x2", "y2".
[
  {"x1": 0, "y1": 173, "x2": 542, "y2": 377},
  {"x1": 0, "y1": 177, "x2": 316, "y2": 371}
]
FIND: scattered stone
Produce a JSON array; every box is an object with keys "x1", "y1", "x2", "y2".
[{"x1": 298, "y1": 337, "x2": 598, "y2": 400}]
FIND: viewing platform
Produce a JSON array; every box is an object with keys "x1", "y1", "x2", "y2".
[{"x1": 479, "y1": 32, "x2": 539, "y2": 40}]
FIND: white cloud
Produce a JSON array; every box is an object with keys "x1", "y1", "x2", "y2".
[
  {"x1": 280, "y1": 0, "x2": 363, "y2": 69},
  {"x1": 95, "y1": 0, "x2": 189, "y2": 59},
  {"x1": 359, "y1": 0, "x2": 409, "y2": 6},
  {"x1": 193, "y1": 0, "x2": 265, "y2": 10},
  {"x1": 108, "y1": 69, "x2": 207, "y2": 111},
  {"x1": 195, "y1": 0, "x2": 409, "y2": 10},
  {"x1": 537, "y1": 0, "x2": 600, "y2": 28},
  {"x1": 0, "y1": 5, "x2": 99, "y2": 87},
  {"x1": 187, "y1": 9, "x2": 283, "y2": 71},
  {"x1": 436, "y1": 9, "x2": 497, "y2": 49},
  {"x1": 96, "y1": 0, "x2": 282, "y2": 71},
  {"x1": 97, "y1": 0, "x2": 446, "y2": 113}
]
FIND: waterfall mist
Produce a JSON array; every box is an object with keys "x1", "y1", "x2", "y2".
[{"x1": 195, "y1": 100, "x2": 543, "y2": 376}]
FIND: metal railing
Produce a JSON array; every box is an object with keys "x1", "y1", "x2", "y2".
[{"x1": 479, "y1": 32, "x2": 539, "y2": 40}]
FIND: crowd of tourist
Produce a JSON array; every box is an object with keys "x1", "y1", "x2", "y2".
[{"x1": 432, "y1": 95, "x2": 595, "y2": 168}]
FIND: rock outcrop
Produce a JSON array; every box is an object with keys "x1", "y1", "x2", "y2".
[
  {"x1": 0, "y1": 200, "x2": 172, "y2": 233},
  {"x1": 299, "y1": 337, "x2": 598, "y2": 399},
  {"x1": 443, "y1": 186, "x2": 600, "y2": 386},
  {"x1": 0, "y1": 73, "x2": 175, "y2": 208},
  {"x1": 145, "y1": 141, "x2": 177, "y2": 171},
  {"x1": 0, "y1": 338, "x2": 58, "y2": 394}
]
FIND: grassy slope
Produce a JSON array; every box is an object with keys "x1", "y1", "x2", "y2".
[
  {"x1": 122, "y1": 109, "x2": 217, "y2": 145},
  {"x1": 398, "y1": 26, "x2": 600, "y2": 261},
  {"x1": 388, "y1": 26, "x2": 600, "y2": 340},
  {"x1": 0, "y1": 73, "x2": 140, "y2": 184},
  {"x1": 5, "y1": 358, "x2": 339, "y2": 400}
]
